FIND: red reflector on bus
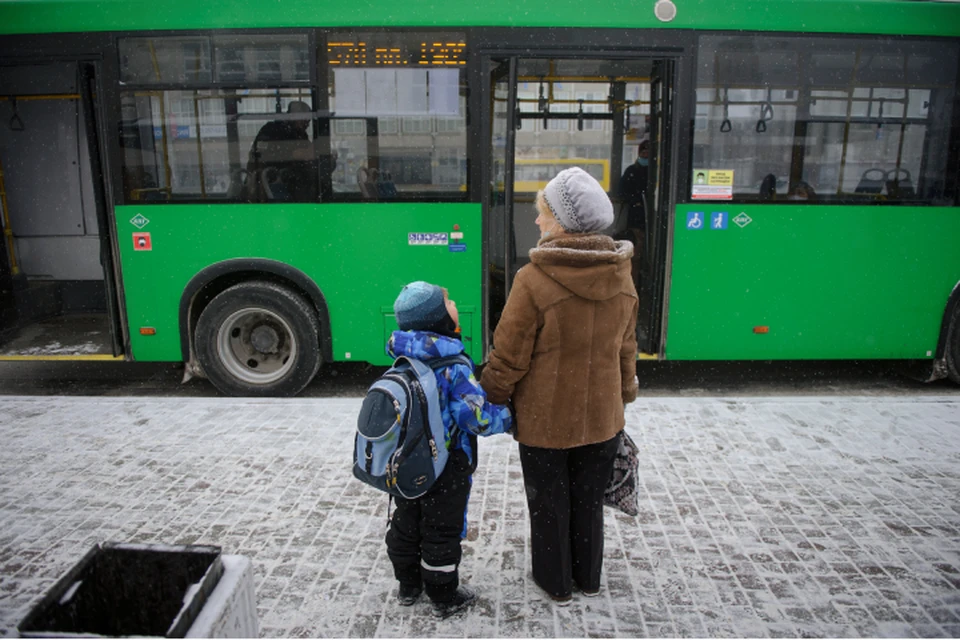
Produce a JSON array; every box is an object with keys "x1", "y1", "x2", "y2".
[
  {"x1": 140, "y1": 327, "x2": 157, "y2": 336},
  {"x1": 753, "y1": 326, "x2": 769, "y2": 334}
]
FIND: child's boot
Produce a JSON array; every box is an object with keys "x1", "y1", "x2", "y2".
[
  {"x1": 431, "y1": 585, "x2": 477, "y2": 619},
  {"x1": 397, "y1": 582, "x2": 423, "y2": 606}
]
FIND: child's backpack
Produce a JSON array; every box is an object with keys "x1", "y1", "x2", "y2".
[{"x1": 353, "y1": 353, "x2": 472, "y2": 499}]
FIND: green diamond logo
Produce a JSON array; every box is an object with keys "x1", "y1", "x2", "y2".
[
  {"x1": 130, "y1": 214, "x2": 150, "y2": 229},
  {"x1": 733, "y1": 212, "x2": 752, "y2": 228}
]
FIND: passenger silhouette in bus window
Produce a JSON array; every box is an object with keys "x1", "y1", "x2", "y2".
[
  {"x1": 245, "y1": 100, "x2": 338, "y2": 202},
  {"x1": 786, "y1": 181, "x2": 816, "y2": 201},
  {"x1": 617, "y1": 138, "x2": 649, "y2": 291},
  {"x1": 759, "y1": 173, "x2": 777, "y2": 201},
  {"x1": 618, "y1": 139, "x2": 649, "y2": 242}
]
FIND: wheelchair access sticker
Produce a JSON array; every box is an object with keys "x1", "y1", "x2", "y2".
[{"x1": 686, "y1": 212, "x2": 705, "y2": 229}]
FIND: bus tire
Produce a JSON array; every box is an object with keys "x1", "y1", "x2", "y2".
[
  {"x1": 947, "y1": 303, "x2": 960, "y2": 384},
  {"x1": 195, "y1": 281, "x2": 322, "y2": 397}
]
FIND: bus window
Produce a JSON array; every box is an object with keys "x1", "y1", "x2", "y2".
[
  {"x1": 324, "y1": 31, "x2": 468, "y2": 200},
  {"x1": 119, "y1": 88, "x2": 318, "y2": 202},
  {"x1": 118, "y1": 34, "x2": 317, "y2": 203},
  {"x1": 692, "y1": 35, "x2": 958, "y2": 205},
  {"x1": 119, "y1": 37, "x2": 213, "y2": 85}
]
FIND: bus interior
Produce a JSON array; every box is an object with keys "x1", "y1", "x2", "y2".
[
  {"x1": 0, "y1": 61, "x2": 123, "y2": 360},
  {"x1": 486, "y1": 56, "x2": 670, "y2": 356}
]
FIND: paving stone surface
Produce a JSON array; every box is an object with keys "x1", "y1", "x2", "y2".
[{"x1": 0, "y1": 395, "x2": 958, "y2": 637}]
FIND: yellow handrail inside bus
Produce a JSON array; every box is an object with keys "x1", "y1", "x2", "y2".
[
  {"x1": 514, "y1": 158, "x2": 610, "y2": 193},
  {"x1": 130, "y1": 187, "x2": 173, "y2": 200},
  {"x1": 0, "y1": 154, "x2": 19, "y2": 276}
]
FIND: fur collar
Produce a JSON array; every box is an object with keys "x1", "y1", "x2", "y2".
[{"x1": 529, "y1": 233, "x2": 633, "y2": 267}]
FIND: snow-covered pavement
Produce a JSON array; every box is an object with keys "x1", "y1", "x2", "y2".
[{"x1": 0, "y1": 395, "x2": 958, "y2": 638}]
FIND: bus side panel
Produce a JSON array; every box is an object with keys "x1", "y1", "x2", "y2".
[
  {"x1": 665, "y1": 204, "x2": 960, "y2": 361},
  {"x1": 2, "y1": 1, "x2": 960, "y2": 37},
  {"x1": 114, "y1": 203, "x2": 482, "y2": 366}
]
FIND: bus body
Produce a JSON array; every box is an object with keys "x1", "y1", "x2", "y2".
[{"x1": 1, "y1": 0, "x2": 958, "y2": 396}]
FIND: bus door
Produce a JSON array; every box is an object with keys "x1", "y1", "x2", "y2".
[
  {"x1": 482, "y1": 54, "x2": 677, "y2": 357},
  {"x1": 482, "y1": 57, "x2": 518, "y2": 337},
  {"x1": 640, "y1": 59, "x2": 675, "y2": 357},
  {"x1": 0, "y1": 61, "x2": 124, "y2": 360}
]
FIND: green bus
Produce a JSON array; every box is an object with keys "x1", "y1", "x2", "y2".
[{"x1": 1, "y1": 0, "x2": 959, "y2": 396}]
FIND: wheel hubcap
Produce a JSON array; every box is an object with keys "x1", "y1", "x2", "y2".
[
  {"x1": 217, "y1": 307, "x2": 297, "y2": 385},
  {"x1": 250, "y1": 325, "x2": 281, "y2": 354}
]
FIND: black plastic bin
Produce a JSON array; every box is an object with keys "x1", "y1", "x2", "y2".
[{"x1": 18, "y1": 542, "x2": 224, "y2": 638}]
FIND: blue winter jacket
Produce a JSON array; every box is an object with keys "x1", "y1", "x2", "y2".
[{"x1": 386, "y1": 330, "x2": 513, "y2": 467}]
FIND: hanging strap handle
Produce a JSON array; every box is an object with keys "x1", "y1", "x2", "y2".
[
  {"x1": 756, "y1": 88, "x2": 774, "y2": 133},
  {"x1": 719, "y1": 88, "x2": 731, "y2": 133},
  {"x1": 9, "y1": 98, "x2": 24, "y2": 132}
]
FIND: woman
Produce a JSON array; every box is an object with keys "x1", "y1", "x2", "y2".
[{"x1": 480, "y1": 167, "x2": 638, "y2": 604}]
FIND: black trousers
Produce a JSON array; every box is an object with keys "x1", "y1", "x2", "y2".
[
  {"x1": 519, "y1": 433, "x2": 620, "y2": 597},
  {"x1": 385, "y1": 449, "x2": 472, "y2": 603}
]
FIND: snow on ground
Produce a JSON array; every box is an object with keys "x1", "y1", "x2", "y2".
[
  {"x1": 1, "y1": 339, "x2": 104, "y2": 357},
  {"x1": 0, "y1": 395, "x2": 958, "y2": 637}
]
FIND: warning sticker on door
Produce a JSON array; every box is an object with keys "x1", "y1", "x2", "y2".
[{"x1": 692, "y1": 169, "x2": 734, "y2": 200}]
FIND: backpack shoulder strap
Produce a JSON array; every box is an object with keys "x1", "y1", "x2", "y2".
[
  {"x1": 415, "y1": 354, "x2": 472, "y2": 439},
  {"x1": 392, "y1": 354, "x2": 471, "y2": 386},
  {"x1": 391, "y1": 355, "x2": 412, "y2": 369},
  {"x1": 428, "y1": 353, "x2": 473, "y2": 372}
]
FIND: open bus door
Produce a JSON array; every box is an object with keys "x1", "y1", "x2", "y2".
[
  {"x1": 0, "y1": 60, "x2": 124, "y2": 361},
  {"x1": 483, "y1": 54, "x2": 677, "y2": 360},
  {"x1": 79, "y1": 62, "x2": 125, "y2": 358}
]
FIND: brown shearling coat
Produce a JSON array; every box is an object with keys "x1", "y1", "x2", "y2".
[{"x1": 480, "y1": 234, "x2": 639, "y2": 449}]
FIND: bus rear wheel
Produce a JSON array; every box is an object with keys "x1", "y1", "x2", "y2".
[
  {"x1": 195, "y1": 281, "x2": 321, "y2": 397},
  {"x1": 947, "y1": 302, "x2": 960, "y2": 384}
]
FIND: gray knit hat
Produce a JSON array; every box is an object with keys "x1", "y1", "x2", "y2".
[
  {"x1": 542, "y1": 167, "x2": 614, "y2": 233},
  {"x1": 394, "y1": 281, "x2": 447, "y2": 331}
]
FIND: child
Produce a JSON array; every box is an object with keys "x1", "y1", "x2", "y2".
[{"x1": 385, "y1": 280, "x2": 513, "y2": 619}]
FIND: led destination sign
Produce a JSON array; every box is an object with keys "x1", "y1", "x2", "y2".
[{"x1": 327, "y1": 33, "x2": 466, "y2": 67}]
